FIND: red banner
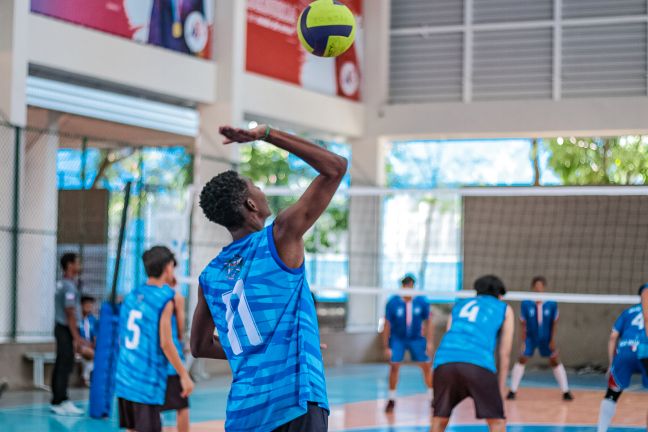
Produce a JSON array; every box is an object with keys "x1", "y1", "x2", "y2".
[
  {"x1": 31, "y1": 0, "x2": 213, "y2": 59},
  {"x1": 246, "y1": 0, "x2": 363, "y2": 101}
]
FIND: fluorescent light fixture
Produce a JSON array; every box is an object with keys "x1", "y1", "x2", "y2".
[{"x1": 26, "y1": 76, "x2": 199, "y2": 137}]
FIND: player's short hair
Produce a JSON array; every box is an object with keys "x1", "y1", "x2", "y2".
[
  {"x1": 531, "y1": 275, "x2": 547, "y2": 287},
  {"x1": 81, "y1": 295, "x2": 95, "y2": 304},
  {"x1": 142, "y1": 246, "x2": 176, "y2": 278},
  {"x1": 401, "y1": 274, "x2": 416, "y2": 285},
  {"x1": 199, "y1": 170, "x2": 249, "y2": 230},
  {"x1": 639, "y1": 283, "x2": 648, "y2": 296},
  {"x1": 474, "y1": 275, "x2": 506, "y2": 298},
  {"x1": 60, "y1": 252, "x2": 79, "y2": 271}
]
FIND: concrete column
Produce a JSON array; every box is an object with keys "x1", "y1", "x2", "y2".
[
  {"x1": 345, "y1": 0, "x2": 391, "y2": 332},
  {"x1": 16, "y1": 113, "x2": 60, "y2": 340},
  {"x1": 0, "y1": 0, "x2": 28, "y2": 126},
  {"x1": 188, "y1": 0, "x2": 246, "y2": 314},
  {"x1": 0, "y1": 0, "x2": 28, "y2": 340}
]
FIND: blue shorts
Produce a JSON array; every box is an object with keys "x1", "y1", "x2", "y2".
[
  {"x1": 609, "y1": 349, "x2": 648, "y2": 391},
  {"x1": 522, "y1": 339, "x2": 554, "y2": 358},
  {"x1": 390, "y1": 337, "x2": 429, "y2": 363}
]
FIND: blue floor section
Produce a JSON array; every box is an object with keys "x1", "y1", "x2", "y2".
[
  {"x1": 351, "y1": 428, "x2": 643, "y2": 432},
  {"x1": 0, "y1": 364, "x2": 643, "y2": 432}
]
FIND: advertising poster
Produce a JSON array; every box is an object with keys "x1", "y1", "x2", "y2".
[
  {"x1": 31, "y1": 0, "x2": 214, "y2": 59},
  {"x1": 246, "y1": 0, "x2": 363, "y2": 101}
]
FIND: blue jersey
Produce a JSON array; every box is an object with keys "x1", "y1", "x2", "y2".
[
  {"x1": 79, "y1": 314, "x2": 98, "y2": 342},
  {"x1": 199, "y1": 224, "x2": 328, "y2": 432},
  {"x1": 521, "y1": 300, "x2": 558, "y2": 342},
  {"x1": 386, "y1": 296, "x2": 430, "y2": 340},
  {"x1": 167, "y1": 312, "x2": 185, "y2": 376},
  {"x1": 613, "y1": 304, "x2": 644, "y2": 354},
  {"x1": 115, "y1": 284, "x2": 175, "y2": 405},
  {"x1": 434, "y1": 295, "x2": 507, "y2": 372}
]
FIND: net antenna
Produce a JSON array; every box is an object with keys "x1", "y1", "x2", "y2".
[{"x1": 110, "y1": 181, "x2": 132, "y2": 306}]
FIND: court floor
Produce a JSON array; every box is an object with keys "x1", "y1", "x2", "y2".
[{"x1": 0, "y1": 364, "x2": 646, "y2": 432}]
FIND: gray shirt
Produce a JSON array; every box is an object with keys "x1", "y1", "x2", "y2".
[{"x1": 55, "y1": 278, "x2": 81, "y2": 326}]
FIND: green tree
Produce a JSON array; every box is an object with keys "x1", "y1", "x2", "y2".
[
  {"x1": 240, "y1": 142, "x2": 349, "y2": 254},
  {"x1": 545, "y1": 136, "x2": 648, "y2": 185}
]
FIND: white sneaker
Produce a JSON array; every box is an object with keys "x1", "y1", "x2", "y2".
[
  {"x1": 61, "y1": 400, "x2": 84, "y2": 416},
  {"x1": 50, "y1": 404, "x2": 68, "y2": 416}
]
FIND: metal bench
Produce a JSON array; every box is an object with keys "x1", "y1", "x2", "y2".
[{"x1": 24, "y1": 352, "x2": 57, "y2": 390}]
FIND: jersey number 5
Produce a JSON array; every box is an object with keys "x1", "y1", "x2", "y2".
[
  {"x1": 222, "y1": 280, "x2": 262, "y2": 355},
  {"x1": 125, "y1": 310, "x2": 143, "y2": 350},
  {"x1": 459, "y1": 300, "x2": 480, "y2": 323}
]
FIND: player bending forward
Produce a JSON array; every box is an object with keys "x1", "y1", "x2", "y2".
[
  {"x1": 432, "y1": 275, "x2": 514, "y2": 432},
  {"x1": 383, "y1": 274, "x2": 434, "y2": 412},
  {"x1": 637, "y1": 284, "x2": 648, "y2": 430},
  {"x1": 507, "y1": 276, "x2": 573, "y2": 401},
  {"x1": 191, "y1": 125, "x2": 347, "y2": 432},
  {"x1": 597, "y1": 293, "x2": 648, "y2": 432}
]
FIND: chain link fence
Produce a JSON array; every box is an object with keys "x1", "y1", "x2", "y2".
[{"x1": 0, "y1": 121, "x2": 203, "y2": 341}]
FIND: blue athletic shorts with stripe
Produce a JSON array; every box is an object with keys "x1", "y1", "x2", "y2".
[
  {"x1": 609, "y1": 350, "x2": 648, "y2": 390},
  {"x1": 390, "y1": 337, "x2": 429, "y2": 363},
  {"x1": 522, "y1": 338, "x2": 554, "y2": 358}
]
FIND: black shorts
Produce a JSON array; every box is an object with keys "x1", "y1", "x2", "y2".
[
  {"x1": 433, "y1": 362, "x2": 505, "y2": 420},
  {"x1": 272, "y1": 402, "x2": 328, "y2": 432},
  {"x1": 162, "y1": 375, "x2": 190, "y2": 412},
  {"x1": 118, "y1": 398, "x2": 162, "y2": 432}
]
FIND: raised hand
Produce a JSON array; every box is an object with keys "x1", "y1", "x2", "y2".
[{"x1": 219, "y1": 125, "x2": 267, "y2": 144}]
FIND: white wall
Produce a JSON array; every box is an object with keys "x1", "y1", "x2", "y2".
[
  {"x1": 243, "y1": 73, "x2": 365, "y2": 137},
  {"x1": 372, "y1": 96, "x2": 648, "y2": 140},
  {"x1": 28, "y1": 14, "x2": 217, "y2": 104}
]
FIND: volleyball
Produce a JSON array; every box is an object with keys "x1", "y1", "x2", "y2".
[{"x1": 297, "y1": 0, "x2": 357, "y2": 58}]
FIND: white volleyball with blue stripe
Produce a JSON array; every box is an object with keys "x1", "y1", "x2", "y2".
[{"x1": 297, "y1": 0, "x2": 357, "y2": 58}]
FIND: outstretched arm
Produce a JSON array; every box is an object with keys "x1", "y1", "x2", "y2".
[
  {"x1": 190, "y1": 287, "x2": 226, "y2": 360},
  {"x1": 220, "y1": 125, "x2": 348, "y2": 268}
]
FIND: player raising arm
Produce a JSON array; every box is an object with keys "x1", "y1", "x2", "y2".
[
  {"x1": 191, "y1": 125, "x2": 347, "y2": 432},
  {"x1": 432, "y1": 275, "x2": 514, "y2": 432}
]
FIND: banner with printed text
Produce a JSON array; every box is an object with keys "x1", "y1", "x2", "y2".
[
  {"x1": 31, "y1": 0, "x2": 213, "y2": 59},
  {"x1": 246, "y1": 0, "x2": 363, "y2": 101}
]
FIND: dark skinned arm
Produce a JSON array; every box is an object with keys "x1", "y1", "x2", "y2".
[
  {"x1": 65, "y1": 307, "x2": 82, "y2": 351},
  {"x1": 219, "y1": 125, "x2": 348, "y2": 268},
  {"x1": 190, "y1": 287, "x2": 226, "y2": 360}
]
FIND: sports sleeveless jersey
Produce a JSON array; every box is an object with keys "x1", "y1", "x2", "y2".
[
  {"x1": 199, "y1": 224, "x2": 328, "y2": 432},
  {"x1": 386, "y1": 296, "x2": 430, "y2": 339},
  {"x1": 638, "y1": 286, "x2": 648, "y2": 359},
  {"x1": 115, "y1": 284, "x2": 175, "y2": 405},
  {"x1": 167, "y1": 312, "x2": 185, "y2": 376},
  {"x1": 614, "y1": 304, "x2": 644, "y2": 354},
  {"x1": 521, "y1": 300, "x2": 558, "y2": 342},
  {"x1": 434, "y1": 295, "x2": 507, "y2": 372}
]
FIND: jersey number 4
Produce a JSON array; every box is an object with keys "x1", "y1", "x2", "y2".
[
  {"x1": 459, "y1": 300, "x2": 480, "y2": 323},
  {"x1": 631, "y1": 313, "x2": 645, "y2": 330},
  {"x1": 125, "y1": 310, "x2": 143, "y2": 350},
  {"x1": 222, "y1": 280, "x2": 262, "y2": 355}
]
